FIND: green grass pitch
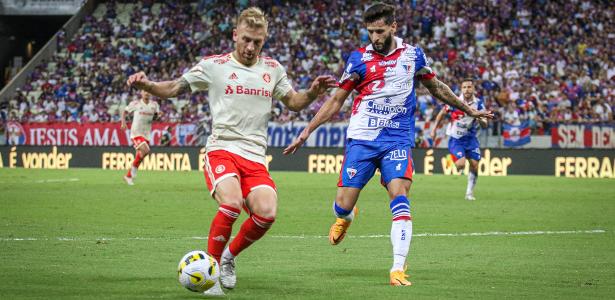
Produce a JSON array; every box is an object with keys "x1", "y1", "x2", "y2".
[{"x1": 1, "y1": 168, "x2": 614, "y2": 299}]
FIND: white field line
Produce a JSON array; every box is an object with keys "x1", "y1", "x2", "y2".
[
  {"x1": 34, "y1": 178, "x2": 80, "y2": 183},
  {"x1": 0, "y1": 229, "x2": 606, "y2": 242}
]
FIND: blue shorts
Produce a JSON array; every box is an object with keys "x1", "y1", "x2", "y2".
[
  {"x1": 448, "y1": 136, "x2": 481, "y2": 161},
  {"x1": 338, "y1": 139, "x2": 414, "y2": 189}
]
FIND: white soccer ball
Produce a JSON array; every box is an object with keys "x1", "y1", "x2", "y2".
[{"x1": 177, "y1": 250, "x2": 219, "y2": 293}]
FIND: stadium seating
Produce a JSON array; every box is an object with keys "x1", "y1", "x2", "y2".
[{"x1": 3, "y1": 0, "x2": 614, "y2": 137}]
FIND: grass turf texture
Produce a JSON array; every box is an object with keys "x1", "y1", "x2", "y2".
[{"x1": 1, "y1": 168, "x2": 614, "y2": 299}]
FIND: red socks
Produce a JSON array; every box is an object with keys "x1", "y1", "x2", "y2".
[
  {"x1": 133, "y1": 152, "x2": 143, "y2": 168},
  {"x1": 126, "y1": 152, "x2": 143, "y2": 177},
  {"x1": 228, "y1": 214, "x2": 275, "y2": 257},
  {"x1": 207, "y1": 205, "x2": 240, "y2": 262},
  {"x1": 206, "y1": 204, "x2": 275, "y2": 261}
]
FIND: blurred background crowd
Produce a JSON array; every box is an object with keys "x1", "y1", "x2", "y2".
[{"x1": 2, "y1": 0, "x2": 614, "y2": 138}]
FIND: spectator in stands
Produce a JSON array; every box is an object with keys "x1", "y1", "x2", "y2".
[
  {"x1": 503, "y1": 103, "x2": 521, "y2": 126},
  {"x1": 3, "y1": 0, "x2": 613, "y2": 136},
  {"x1": 593, "y1": 98, "x2": 613, "y2": 123}
]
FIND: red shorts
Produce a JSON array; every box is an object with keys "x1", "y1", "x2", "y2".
[
  {"x1": 131, "y1": 136, "x2": 149, "y2": 149},
  {"x1": 203, "y1": 150, "x2": 276, "y2": 199}
]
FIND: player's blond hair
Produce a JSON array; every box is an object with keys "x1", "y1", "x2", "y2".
[{"x1": 237, "y1": 7, "x2": 268, "y2": 32}]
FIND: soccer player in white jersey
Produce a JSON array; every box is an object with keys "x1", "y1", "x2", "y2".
[
  {"x1": 121, "y1": 90, "x2": 159, "y2": 185},
  {"x1": 127, "y1": 7, "x2": 336, "y2": 295},
  {"x1": 284, "y1": 3, "x2": 493, "y2": 286},
  {"x1": 431, "y1": 78, "x2": 488, "y2": 200}
]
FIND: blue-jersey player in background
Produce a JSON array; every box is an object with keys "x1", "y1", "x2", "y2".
[
  {"x1": 284, "y1": 2, "x2": 493, "y2": 286},
  {"x1": 431, "y1": 78, "x2": 488, "y2": 201}
]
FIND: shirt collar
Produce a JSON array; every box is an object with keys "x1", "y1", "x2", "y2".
[{"x1": 365, "y1": 36, "x2": 405, "y2": 56}]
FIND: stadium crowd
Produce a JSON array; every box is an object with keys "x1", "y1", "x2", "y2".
[{"x1": 1, "y1": 0, "x2": 614, "y2": 137}]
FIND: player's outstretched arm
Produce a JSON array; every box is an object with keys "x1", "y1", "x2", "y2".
[
  {"x1": 283, "y1": 88, "x2": 351, "y2": 155},
  {"x1": 421, "y1": 77, "x2": 494, "y2": 120},
  {"x1": 127, "y1": 71, "x2": 191, "y2": 99},
  {"x1": 430, "y1": 108, "x2": 447, "y2": 143},
  {"x1": 280, "y1": 75, "x2": 337, "y2": 112},
  {"x1": 120, "y1": 109, "x2": 128, "y2": 130}
]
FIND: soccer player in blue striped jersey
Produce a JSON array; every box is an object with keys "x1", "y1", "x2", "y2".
[
  {"x1": 431, "y1": 78, "x2": 488, "y2": 200},
  {"x1": 284, "y1": 3, "x2": 493, "y2": 286}
]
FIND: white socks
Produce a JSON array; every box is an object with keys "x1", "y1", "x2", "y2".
[
  {"x1": 466, "y1": 171, "x2": 477, "y2": 195},
  {"x1": 221, "y1": 247, "x2": 235, "y2": 260},
  {"x1": 390, "y1": 220, "x2": 412, "y2": 272}
]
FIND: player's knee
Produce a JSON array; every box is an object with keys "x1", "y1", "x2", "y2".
[
  {"x1": 253, "y1": 205, "x2": 277, "y2": 220},
  {"x1": 455, "y1": 160, "x2": 466, "y2": 170},
  {"x1": 217, "y1": 195, "x2": 243, "y2": 210},
  {"x1": 386, "y1": 179, "x2": 411, "y2": 199}
]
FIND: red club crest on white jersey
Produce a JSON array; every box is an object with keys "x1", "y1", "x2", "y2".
[{"x1": 263, "y1": 73, "x2": 271, "y2": 83}]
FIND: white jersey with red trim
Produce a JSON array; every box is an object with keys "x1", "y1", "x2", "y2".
[
  {"x1": 444, "y1": 97, "x2": 485, "y2": 139},
  {"x1": 337, "y1": 37, "x2": 435, "y2": 145},
  {"x1": 182, "y1": 53, "x2": 292, "y2": 165},
  {"x1": 125, "y1": 99, "x2": 159, "y2": 139}
]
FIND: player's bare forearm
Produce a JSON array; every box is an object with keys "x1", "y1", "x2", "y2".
[
  {"x1": 429, "y1": 109, "x2": 446, "y2": 141},
  {"x1": 140, "y1": 78, "x2": 190, "y2": 99},
  {"x1": 422, "y1": 78, "x2": 474, "y2": 115},
  {"x1": 304, "y1": 88, "x2": 349, "y2": 134},
  {"x1": 120, "y1": 110, "x2": 127, "y2": 129},
  {"x1": 433, "y1": 109, "x2": 446, "y2": 131},
  {"x1": 282, "y1": 88, "x2": 349, "y2": 155},
  {"x1": 282, "y1": 75, "x2": 337, "y2": 111},
  {"x1": 283, "y1": 90, "x2": 318, "y2": 112},
  {"x1": 128, "y1": 71, "x2": 190, "y2": 99}
]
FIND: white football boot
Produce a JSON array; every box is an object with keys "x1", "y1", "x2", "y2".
[
  {"x1": 123, "y1": 175, "x2": 134, "y2": 186},
  {"x1": 219, "y1": 249, "x2": 237, "y2": 289},
  {"x1": 465, "y1": 194, "x2": 476, "y2": 201}
]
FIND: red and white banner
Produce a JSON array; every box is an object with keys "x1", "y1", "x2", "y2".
[
  {"x1": 5, "y1": 122, "x2": 198, "y2": 146},
  {"x1": 551, "y1": 124, "x2": 615, "y2": 149}
]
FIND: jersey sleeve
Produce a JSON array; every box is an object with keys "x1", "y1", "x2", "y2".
[
  {"x1": 124, "y1": 100, "x2": 138, "y2": 113},
  {"x1": 337, "y1": 51, "x2": 364, "y2": 91},
  {"x1": 273, "y1": 63, "x2": 293, "y2": 100},
  {"x1": 414, "y1": 47, "x2": 436, "y2": 81},
  {"x1": 182, "y1": 59, "x2": 213, "y2": 93}
]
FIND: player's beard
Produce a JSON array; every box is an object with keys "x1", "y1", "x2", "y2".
[{"x1": 372, "y1": 33, "x2": 394, "y2": 55}]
